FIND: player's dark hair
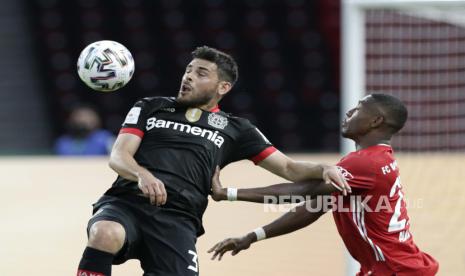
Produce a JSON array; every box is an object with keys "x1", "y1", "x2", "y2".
[
  {"x1": 370, "y1": 93, "x2": 408, "y2": 133},
  {"x1": 191, "y1": 46, "x2": 238, "y2": 86}
]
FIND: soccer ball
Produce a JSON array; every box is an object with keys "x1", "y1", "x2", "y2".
[{"x1": 77, "y1": 40, "x2": 135, "y2": 92}]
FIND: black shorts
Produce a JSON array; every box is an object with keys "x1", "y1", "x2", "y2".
[{"x1": 87, "y1": 195, "x2": 199, "y2": 276}]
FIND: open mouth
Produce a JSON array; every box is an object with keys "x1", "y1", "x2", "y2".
[{"x1": 181, "y1": 83, "x2": 192, "y2": 92}]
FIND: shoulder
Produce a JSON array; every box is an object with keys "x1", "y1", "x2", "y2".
[
  {"x1": 219, "y1": 112, "x2": 256, "y2": 130},
  {"x1": 138, "y1": 96, "x2": 176, "y2": 106},
  {"x1": 338, "y1": 151, "x2": 377, "y2": 175},
  {"x1": 132, "y1": 96, "x2": 177, "y2": 113}
]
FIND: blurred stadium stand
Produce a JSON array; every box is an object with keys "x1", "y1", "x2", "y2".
[
  {"x1": 0, "y1": 1, "x2": 51, "y2": 153},
  {"x1": 22, "y1": 0, "x2": 342, "y2": 153}
]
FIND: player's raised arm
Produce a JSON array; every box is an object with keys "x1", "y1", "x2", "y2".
[
  {"x1": 109, "y1": 133, "x2": 167, "y2": 206},
  {"x1": 211, "y1": 166, "x2": 342, "y2": 203},
  {"x1": 208, "y1": 199, "x2": 326, "y2": 260},
  {"x1": 257, "y1": 150, "x2": 351, "y2": 195}
]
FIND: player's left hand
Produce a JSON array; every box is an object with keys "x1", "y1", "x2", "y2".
[
  {"x1": 322, "y1": 165, "x2": 351, "y2": 196},
  {"x1": 211, "y1": 166, "x2": 227, "y2": 201},
  {"x1": 208, "y1": 234, "x2": 253, "y2": 261}
]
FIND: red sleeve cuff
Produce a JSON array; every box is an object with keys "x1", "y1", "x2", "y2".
[
  {"x1": 119, "y1": 128, "x2": 144, "y2": 138},
  {"x1": 250, "y1": 146, "x2": 277, "y2": 165}
]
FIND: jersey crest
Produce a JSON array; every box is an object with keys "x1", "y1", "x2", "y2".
[{"x1": 208, "y1": 113, "x2": 228, "y2": 129}]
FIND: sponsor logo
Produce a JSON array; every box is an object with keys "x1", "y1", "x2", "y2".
[
  {"x1": 146, "y1": 117, "x2": 225, "y2": 148},
  {"x1": 185, "y1": 108, "x2": 202, "y2": 122},
  {"x1": 124, "y1": 107, "x2": 141, "y2": 124},
  {"x1": 208, "y1": 113, "x2": 228, "y2": 129}
]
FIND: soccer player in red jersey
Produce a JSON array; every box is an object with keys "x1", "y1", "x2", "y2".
[{"x1": 209, "y1": 94, "x2": 439, "y2": 276}]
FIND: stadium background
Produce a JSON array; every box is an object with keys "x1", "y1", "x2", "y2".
[{"x1": 0, "y1": 0, "x2": 463, "y2": 275}]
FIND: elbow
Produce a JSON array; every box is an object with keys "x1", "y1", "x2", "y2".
[{"x1": 108, "y1": 151, "x2": 119, "y2": 172}]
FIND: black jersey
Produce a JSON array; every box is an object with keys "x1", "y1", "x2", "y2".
[{"x1": 105, "y1": 96, "x2": 276, "y2": 235}]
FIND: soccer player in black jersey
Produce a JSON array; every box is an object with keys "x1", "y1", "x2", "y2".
[{"x1": 77, "y1": 46, "x2": 350, "y2": 276}]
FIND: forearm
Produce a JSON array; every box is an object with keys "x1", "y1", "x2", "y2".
[
  {"x1": 236, "y1": 182, "x2": 314, "y2": 203},
  {"x1": 217, "y1": 180, "x2": 334, "y2": 203},
  {"x1": 109, "y1": 150, "x2": 149, "y2": 182},
  {"x1": 286, "y1": 160, "x2": 327, "y2": 182},
  {"x1": 247, "y1": 201, "x2": 325, "y2": 243}
]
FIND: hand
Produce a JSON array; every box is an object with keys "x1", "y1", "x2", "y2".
[
  {"x1": 211, "y1": 166, "x2": 227, "y2": 201},
  {"x1": 208, "y1": 234, "x2": 254, "y2": 261},
  {"x1": 137, "y1": 170, "x2": 167, "y2": 205},
  {"x1": 322, "y1": 165, "x2": 351, "y2": 196}
]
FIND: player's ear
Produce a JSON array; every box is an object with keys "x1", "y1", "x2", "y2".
[
  {"x1": 371, "y1": 115, "x2": 384, "y2": 128},
  {"x1": 218, "y1": 81, "x2": 232, "y2": 97}
]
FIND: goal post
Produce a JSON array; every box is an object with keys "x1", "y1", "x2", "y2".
[{"x1": 341, "y1": 0, "x2": 465, "y2": 154}]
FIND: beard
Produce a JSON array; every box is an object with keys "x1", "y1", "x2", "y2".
[{"x1": 176, "y1": 88, "x2": 216, "y2": 107}]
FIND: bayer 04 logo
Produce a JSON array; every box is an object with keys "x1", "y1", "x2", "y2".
[{"x1": 77, "y1": 40, "x2": 135, "y2": 92}]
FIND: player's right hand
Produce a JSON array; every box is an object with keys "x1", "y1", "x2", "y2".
[
  {"x1": 137, "y1": 171, "x2": 167, "y2": 206},
  {"x1": 211, "y1": 166, "x2": 227, "y2": 201},
  {"x1": 208, "y1": 235, "x2": 253, "y2": 261}
]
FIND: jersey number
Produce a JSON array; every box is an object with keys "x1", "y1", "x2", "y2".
[
  {"x1": 388, "y1": 176, "x2": 407, "y2": 232},
  {"x1": 187, "y1": 250, "x2": 198, "y2": 273}
]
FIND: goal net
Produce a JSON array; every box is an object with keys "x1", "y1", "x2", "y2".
[{"x1": 342, "y1": 0, "x2": 465, "y2": 153}]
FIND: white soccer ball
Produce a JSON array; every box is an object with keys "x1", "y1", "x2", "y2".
[{"x1": 77, "y1": 40, "x2": 135, "y2": 92}]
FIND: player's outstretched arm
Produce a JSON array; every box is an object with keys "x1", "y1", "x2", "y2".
[
  {"x1": 211, "y1": 166, "x2": 340, "y2": 203},
  {"x1": 257, "y1": 150, "x2": 351, "y2": 195},
  {"x1": 208, "y1": 200, "x2": 326, "y2": 260},
  {"x1": 109, "y1": 133, "x2": 167, "y2": 205}
]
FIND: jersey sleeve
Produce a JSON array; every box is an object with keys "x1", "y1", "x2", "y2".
[
  {"x1": 230, "y1": 124, "x2": 276, "y2": 164},
  {"x1": 119, "y1": 100, "x2": 149, "y2": 138},
  {"x1": 336, "y1": 154, "x2": 376, "y2": 191}
]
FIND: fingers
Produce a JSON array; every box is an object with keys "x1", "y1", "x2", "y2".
[
  {"x1": 138, "y1": 180, "x2": 150, "y2": 196},
  {"x1": 208, "y1": 242, "x2": 220, "y2": 253},
  {"x1": 208, "y1": 239, "x2": 234, "y2": 261},
  {"x1": 146, "y1": 183, "x2": 157, "y2": 205},
  {"x1": 231, "y1": 248, "x2": 241, "y2": 256},
  {"x1": 330, "y1": 181, "x2": 343, "y2": 192},
  {"x1": 158, "y1": 180, "x2": 167, "y2": 205},
  {"x1": 151, "y1": 179, "x2": 167, "y2": 206},
  {"x1": 324, "y1": 166, "x2": 351, "y2": 196},
  {"x1": 334, "y1": 170, "x2": 351, "y2": 195},
  {"x1": 139, "y1": 177, "x2": 167, "y2": 206},
  {"x1": 218, "y1": 250, "x2": 227, "y2": 261}
]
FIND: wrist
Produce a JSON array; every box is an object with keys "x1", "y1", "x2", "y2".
[
  {"x1": 245, "y1": 232, "x2": 258, "y2": 244},
  {"x1": 252, "y1": 227, "x2": 267, "y2": 242},
  {"x1": 319, "y1": 164, "x2": 329, "y2": 178},
  {"x1": 219, "y1": 188, "x2": 228, "y2": 200},
  {"x1": 227, "y1": 187, "x2": 238, "y2": 201}
]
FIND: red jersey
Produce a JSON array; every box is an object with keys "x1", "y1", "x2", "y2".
[{"x1": 333, "y1": 144, "x2": 438, "y2": 276}]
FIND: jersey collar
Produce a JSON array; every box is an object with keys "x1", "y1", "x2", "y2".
[{"x1": 210, "y1": 105, "x2": 220, "y2": 113}]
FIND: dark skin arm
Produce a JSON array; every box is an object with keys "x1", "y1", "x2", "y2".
[
  {"x1": 208, "y1": 199, "x2": 327, "y2": 260},
  {"x1": 211, "y1": 166, "x2": 340, "y2": 203},
  {"x1": 208, "y1": 167, "x2": 342, "y2": 260}
]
